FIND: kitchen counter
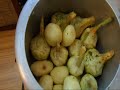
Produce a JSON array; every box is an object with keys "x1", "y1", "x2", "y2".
[{"x1": 0, "y1": 30, "x2": 22, "y2": 90}]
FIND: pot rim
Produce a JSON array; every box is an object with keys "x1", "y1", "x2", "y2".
[{"x1": 15, "y1": 0, "x2": 42, "y2": 90}]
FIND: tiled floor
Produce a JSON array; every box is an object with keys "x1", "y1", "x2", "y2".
[{"x1": 0, "y1": 30, "x2": 22, "y2": 90}]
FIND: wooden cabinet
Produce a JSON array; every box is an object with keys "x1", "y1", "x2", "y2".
[{"x1": 0, "y1": 0, "x2": 18, "y2": 27}]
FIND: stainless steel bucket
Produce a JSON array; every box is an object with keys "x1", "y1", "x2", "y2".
[{"x1": 15, "y1": 0, "x2": 120, "y2": 90}]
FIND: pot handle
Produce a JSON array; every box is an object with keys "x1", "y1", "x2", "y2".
[{"x1": 106, "y1": 0, "x2": 120, "y2": 25}]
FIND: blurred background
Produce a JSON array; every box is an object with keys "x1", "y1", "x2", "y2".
[
  {"x1": 0, "y1": 0, "x2": 26, "y2": 90},
  {"x1": 0, "y1": 0, "x2": 27, "y2": 30}
]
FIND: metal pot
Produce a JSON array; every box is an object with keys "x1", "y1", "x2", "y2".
[{"x1": 15, "y1": 0, "x2": 120, "y2": 90}]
